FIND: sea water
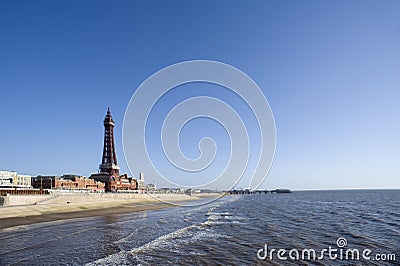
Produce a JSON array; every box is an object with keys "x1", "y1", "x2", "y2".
[{"x1": 0, "y1": 190, "x2": 399, "y2": 265}]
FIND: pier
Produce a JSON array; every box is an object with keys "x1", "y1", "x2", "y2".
[{"x1": 228, "y1": 189, "x2": 291, "y2": 194}]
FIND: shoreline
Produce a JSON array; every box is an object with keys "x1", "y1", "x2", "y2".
[
  {"x1": 0, "y1": 201, "x2": 178, "y2": 230},
  {"x1": 0, "y1": 193, "x2": 223, "y2": 230}
]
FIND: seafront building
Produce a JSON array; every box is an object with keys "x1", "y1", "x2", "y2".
[
  {"x1": 0, "y1": 170, "x2": 32, "y2": 188},
  {"x1": 137, "y1": 172, "x2": 146, "y2": 190},
  {"x1": 32, "y1": 175, "x2": 105, "y2": 192},
  {"x1": 13, "y1": 173, "x2": 31, "y2": 188}
]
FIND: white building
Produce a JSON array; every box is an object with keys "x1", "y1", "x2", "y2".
[
  {"x1": 14, "y1": 174, "x2": 32, "y2": 188},
  {"x1": 147, "y1": 182, "x2": 156, "y2": 192},
  {"x1": 0, "y1": 170, "x2": 32, "y2": 188},
  {"x1": 0, "y1": 171, "x2": 15, "y2": 187},
  {"x1": 137, "y1": 172, "x2": 146, "y2": 190}
]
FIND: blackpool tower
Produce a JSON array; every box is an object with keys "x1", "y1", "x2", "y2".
[
  {"x1": 90, "y1": 108, "x2": 136, "y2": 192},
  {"x1": 99, "y1": 107, "x2": 120, "y2": 176}
]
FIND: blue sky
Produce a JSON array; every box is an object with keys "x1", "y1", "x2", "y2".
[{"x1": 0, "y1": 0, "x2": 399, "y2": 189}]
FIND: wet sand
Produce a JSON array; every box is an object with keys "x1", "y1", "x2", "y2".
[
  {"x1": 0, "y1": 193, "x2": 223, "y2": 230},
  {"x1": 0, "y1": 201, "x2": 178, "y2": 230}
]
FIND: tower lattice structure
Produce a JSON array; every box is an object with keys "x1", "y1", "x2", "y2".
[{"x1": 99, "y1": 107, "x2": 120, "y2": 176}]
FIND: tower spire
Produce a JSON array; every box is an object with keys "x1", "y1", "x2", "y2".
[{"x1": 99, "y1": 107, "x2": 120, "y2": 176}]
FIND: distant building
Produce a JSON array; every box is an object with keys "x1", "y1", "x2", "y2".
[
  {"x1": 147, "y1": 182, "x2": 156, "y2": 192},
  {"x1": 56, "y1": 175, "x2": 105, "y2": 192},
  {"x1": 13, "y1": 174, "x2": 31, "y2": 188},
  {"x1": 0, "y1": 171, "x2": 15, "y2": 187},
  {"x1": 0, "y1": 170, "x2": 31, "y2": 188},
  {"x1": 89, "y1": 173, "x2": 136, "y2": 191},
  {"x1": 160, "y1": 188, "x2": 171, "y2": 194},
  {"x1": 32, "y1": 175, "x2": 105, "y2": 192},
  {"x1": 137, "y1": 172, "x2": 146, "y2": 190},
  {"x1": 32, "y1": 175, "x2": 57, "y2": 189},
  {"x1": 89, "y1": 108, "x2": 136, "y2": 192}
]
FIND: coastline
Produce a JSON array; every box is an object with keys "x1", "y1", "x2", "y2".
[{"x1": 0, "y1": 193, "x2": 222, "y2": 230}]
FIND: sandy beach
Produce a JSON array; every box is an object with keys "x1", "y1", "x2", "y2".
[{"x1": 0, "y1": 193, "x2": 222, "y2": 230}]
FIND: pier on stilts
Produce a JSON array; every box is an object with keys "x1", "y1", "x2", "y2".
[{"x1": 228, "y1": 189, "x2": 291, "y2": 195}]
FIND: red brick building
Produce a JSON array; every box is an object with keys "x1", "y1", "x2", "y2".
[
  {"x1": 32, "y1": 175, "x2": 105, "y2": 192},
  {"x1": 89, "y1": 173, "x2": 137, "y2": 192}
]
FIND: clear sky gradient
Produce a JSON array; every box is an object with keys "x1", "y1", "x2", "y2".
[{"x1": 0, "y1": 0, "x2": 399, "y2": 189}]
